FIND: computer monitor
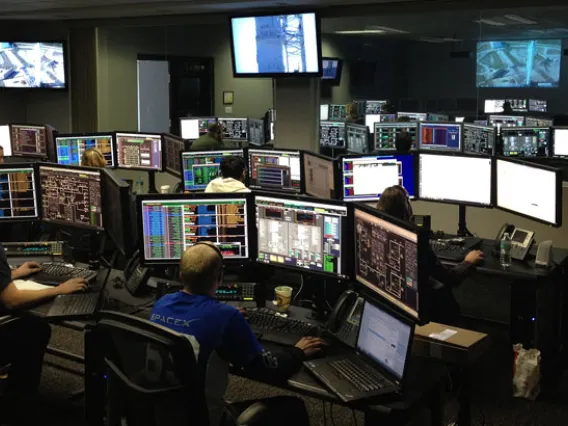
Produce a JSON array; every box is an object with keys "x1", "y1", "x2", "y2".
[
  {"x1": 484, "y1": 99, "x2": 528, "y2": 113},
  {"x1": 365, "y1": 101, "x2": 389, "y2": 115},
  {"x1": 101, "y1": 168, "x2": 135, "y2": 257},
  {"x1": 163, "y1": 133, "x2": 187, "y2": 177},
  {"x1": 342, "y1": 154, "x2": 416, "y2": 202},
  {"x1": 525, "y1": 117, "x2": 554, "y2": 127},
  {"x1": 55, "y1": 134, "x2": 115, "y2": 167},
  {"x1": 115, "y1": 132, "x2": 163, "y2": 171},
  {"x1": 181, "y1": 149, "x2": 244, "y2": 191},
  {"x1": 473, "y1": 120, "x2": 488, "y2": 126},
  {"x1": 303, "y1": 152, "x2": 336, "y2": 199},
  {"x1": 218, "y1": 118, "x2": 248, "y2": 141},
  {"x1": 320, "y1": 121, "x2": 346, "y2": 148},
  {"x1": 0, "y1": 164, "x2": 38, "y2": 221},
  {"x1": 329, "y1": 105, "x2": 347, "y2": 121},
  {"x1": 346, "y1": 123, "x2": 369, "y2": 154},
  {"x1": 428, "y1": 113, "x2": 449, "y2": 121},
  {"x1": 365, "y1": 114, "x2": 396, "y2": 134},
  {"x1": 180, "y1": 117, "x2": 217, "y2": 140},
  {"x1": 374, "y1": 122, "x2": 417, "y2": 151},
  {"x1": 354, "y1": 204, "x2": 429, "y2": 322},
  {"x1": 248, "y1": 149, "x2": 302, "y2": 193},
  {"x1": 397, "y1": 112, "x2": 427, "y2": 122},
  {"x1": 501, "y1": 127, "x2": 551, "y2": 157},
  {"x1": 0, "y1": 125, "x2": 12, "y2": 157},
  {"x1": 496, "y1": 158, "x2": 561, "y2": 227},
  {"x1": 418, "y1": 153, "x2": 492, "y2": 207},
  {"x1": 321, "y1": 58, "x2": 342, "y2": 85},
  {"x1": 255, "y1": 194, "x2": 349, "y2": 279},
  {"x1": 455, "y1": 117, "x2": 465, "y2": 123},
  {"x1": 38, "y1": 164, "x2": 103, "y2": 230},
  {"x1": 248, "y1": 118, "x2": 266, "y2": 146},
  {"x1": 488, "y1": 115, "x2": 525, "y2": 127},
  {"x1": 529, "y1": 99, "x2": 547, "y2": 113},
  {"x1": 45, "y1": 124, "x2": 58, "y2": 163},
  {"x1": 138, "y1": 193, "x2": 251, "y2": 265},
  {"x1": 463, "y1": 124, "x2": 495, "y2": 155},
  {"x1": 10, "y1": 124, "x2": 48, "y2": 158},
  {"x1": 418, "y1": 122, "x2": 462, "y2": 152},
  {"x1": 553, "y1": 127, "x2": 568, "y2": 157},
  {"x1": 320, "y1": 105, "x2": 329, "y2": 121}
]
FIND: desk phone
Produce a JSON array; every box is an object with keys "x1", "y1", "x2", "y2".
[
  {"x1": 327, "y1": 290, "x2": 364, "y2": 348},
  {"x1": 510, "y1": 228, "x2": 535, "y2": 261}
]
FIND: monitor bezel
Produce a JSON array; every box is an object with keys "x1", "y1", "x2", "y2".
[
  {"x1": 427, "y1": 113, "x2": 450, "y2": 121},
  {"x1": 353, "y1": 203, "x2": 431, "y2": 324},
  {"x1": 136, "y1": 192, "x2": 255, "y2": 267},
  {"x1": 396, "y1": 112, "x2": 428, "y2": 122},
  {"x1": 488, "y1": 115, "x2": 525, "y2": 126},
  {"x1": 0, "y1": 163, "x2": 40, "y2": 223},
  {"x1": 179, "y1": 116, "x2": 218, "y2": 140},
  {"x1": 319, "y1": 120, "x2": 347, "y2": 149},
  {"x1": 55, "y1": 132, "x2": 116, "y2": 168},
  {"x1": 162, "y1": 133, "x2": 189, "y2": 177},
  {"x1": 247, "y1": 147, "x2": 305, "y2": 194},
  {"x1": 9, "y1": 123, "x2": 49, "y2": 159},
  {"x1": 462, "y1": 123, "x2": 496, "y2": 156},
  {"x1": 253, "y1": 191, "x2": 353, "y2": 280},
  {"x1": 345, "y1": 122, "x2": 370, "y2": 154},
  {"x1": 417, "y1": 151, "x2": 494, "y2": 208},
  {"x1": 229, "y1": 11, "x2": 323, "y2": 79},
  {"x1": 500, "y1": 126, "x2": 552, "y2": 158},
  {"x1": 494, "y1": 157, "x2": 562, "y2": 227},
  {"x1": 114, "y1": 131, "x2": 165, "y2": 172},
  {"x1": 301, "y1": 150, "x2": 338, "y2": 200},
  {"x1": 217, "y1": 117, "x2": 250, "y2": 142},
  {"x1": 417, "y1": 121, "x2": 464, "y2": 153},
  {"x1": 44, "y1": 124, "x2": 58, "y2": 163},
  {"x1": 373, "y1": 121, "x2": 418, "y2": 151},
  {"x1": 321, "y1": 56, "x2": 343, "y2": 86},
  {"x1": 552, "y1": 126, "x2": 568, "y2": 158}
]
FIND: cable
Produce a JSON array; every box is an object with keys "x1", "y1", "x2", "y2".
[
  {"x1": 321, "y1": 401, "x2": 327, "y2": 426},
  {"x1": 351, "y1": 409, "x2": 358, "y2": 426},
  {"x1": 329, "y1": 403, "x2": 337, "y2": 426},
  {"x1": 293, "y1": 274, "x2": 304, "y2": 303}
]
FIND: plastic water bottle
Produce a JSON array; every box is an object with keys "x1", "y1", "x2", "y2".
[
  {"x1": 500, "y1": 232, "x2": 512, "y2": 267},
  {"x1": 135, "y1": 177, "x2": 144, "y2": 194}
]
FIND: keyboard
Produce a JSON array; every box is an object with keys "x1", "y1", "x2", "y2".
[
  {"x1": 329, "y1": 358, "x2": 387, "y2": 393},
  {"x1": 430, "y1": 237, "x2": 482, "y2": 262},
  {"x1": 33, "y1": 262, "x2": 98, "y2": 286},
  {"x1": 47, "y1": 293, "x2": 100, "y2": 317},
  {"x1": 247, "y1": 307, "x2": 321, "y2": 346}
]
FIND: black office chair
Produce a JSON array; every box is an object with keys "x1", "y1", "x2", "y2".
[
  {"x1": 0, "y1": 315, "x2": 17, "y2": 397},
  {"x1": 92, "y1": 311, "x2": 209, "y2": 426}
]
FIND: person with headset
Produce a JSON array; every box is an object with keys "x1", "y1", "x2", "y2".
[
  {"x1": 81, "y1": 148, "x2": 107, "y2": 168},
  {"x1": 150, "y1": 242, "x2": 325, "y2": 426},
  {"x1": 205, "y1": 156, "x2": 250, "y2": 193}
]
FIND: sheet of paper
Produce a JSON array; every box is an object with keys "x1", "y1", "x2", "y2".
[
  {"x1": 13, "y1": 280, "x2": 52, "y2": 292},
  {"x1": 429, "y1": 328, "x2": 458, "y2": 341}
]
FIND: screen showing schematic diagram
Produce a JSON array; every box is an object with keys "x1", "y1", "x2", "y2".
[
  {"x1": 303, "y1": 153, "x2": 335, "y2": 199},
  {"x1": 218, "y1": 118, "x2": 248, "y2": 141},
  {"x1": 181, "y1": 149, "x2": 244, "y2": 191},
  {"x1": 354, "y1": 207, "x2": 420, "y2": 319},
  {"x1": 418, "y1": 122, "x2": 461, "y2": 152},
  {"x1": 116, "y1": 132, "x2": 162, "y2": 170},
  {"x1": 140, "y1": 197, "x2": 249, "y2": 264},
  {"x1": 39, "y1": 165, "x2": 103, "y2": 230},
  {"x1": 10, "y1": 124, "x2": 47, "y2": 158},
  {"x1": 248, "y1": 118, "x2": 266, "y2": 146},
  {"x1": 320, "y1": 121, "x2": 346, "y2": 148},
  {"x1": 0, "y1": 166, "x2": 38, "y2": 220},
  {"x1": 248, "y1": 149, "x2": 301, "y2": 193},
  {"x1": 374, "y1": 122, "x2": 417, "y2": 151},
  {"x1": 255, "y1": 195, "x2": 348, "y2": 278},
  {"x1": 501, "y1": 127, "x2": 550, "y2": 157},
  {"x1": 463, "y1": 124, "x2": 495, "y2": 155},
  {"x1": 329, "y1": 104, "x2": 347, "y2": 121},
  {"x1": 365, "y1": 100, "x2": 388, "y2": 114},
  {"x1": 56, "y1": 134, "x2": 115, "y2": 167},
  {"x1": 346, "y1": 123, "x2": 369, "y2": 154},
  {"x1": 163, "y1": 134, "x2": 186, "y2": 176}
]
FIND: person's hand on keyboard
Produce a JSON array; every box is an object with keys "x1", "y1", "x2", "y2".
[
  {"x1": 57, "y1": 278, "x2": 88, "y2": 295},
  {"x1": 11, "y1": 261, "x2": 42, "y2": 279},
  {"x1": 464, "y1": 250, "x2": 484, "y2": 265},
  {"x1": 295, "y1": 337, "x2": 328, "y2": 358},
  {"x1": 236, "y1": 307, "x2": 248, "y2": 317}
]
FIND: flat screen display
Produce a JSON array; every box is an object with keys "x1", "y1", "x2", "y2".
[
  {"x1": 322, "y1": 58, "x2": 340, "y2": 80},
  {"x1": 230, "y1": 13, "x2": 320, "y2": 77},
  {"x1": 0, "y1": 42, "x2": 66, "y2": 89},
  {"x1": 477, "y1": 40, "x2": 561, "y2": 88}
]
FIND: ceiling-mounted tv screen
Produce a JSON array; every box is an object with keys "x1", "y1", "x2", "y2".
[
  {"x1": 477, "y1": 40, "x2": 561, "y2": 88},
  {"x1": 0, "y1": 42, "x2": 66, "y2": 89},
  {"x1": 230, "y1": 12, "x2": 321, "y2": 78}
]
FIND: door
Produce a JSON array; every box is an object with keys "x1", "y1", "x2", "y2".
[{"x1": 137, "y1": 59, "x2": 170, "y2": 133}]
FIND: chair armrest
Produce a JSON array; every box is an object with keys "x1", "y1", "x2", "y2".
[{"x1": 235, "y1": 401, "x2": 272, "y2": 426}]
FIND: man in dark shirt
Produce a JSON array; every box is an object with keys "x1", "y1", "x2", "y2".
[
  {"x1": 191, "y1": 123, "x2": 224, "y2": 151},
  {"x1": 151, "y1": 242, "x2": 325, "y2": 426}
]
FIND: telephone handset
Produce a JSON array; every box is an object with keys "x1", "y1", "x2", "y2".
[
  {"x1": 494, "y1": 223, "x2": 535, "y2": 261},
  {"x1": 327, "y1": 290, "x2": 364, "y2": 349},
  {"x1": 124, "y1": 250, "x2": 151, "y2": 296}
]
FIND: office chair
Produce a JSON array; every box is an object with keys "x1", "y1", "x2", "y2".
[{"x1": 0, "y1": 315, "x2": 17, "y2": 397}]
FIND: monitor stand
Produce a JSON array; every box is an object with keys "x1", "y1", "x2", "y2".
[
  {"x1": 147, "y1": 171, "x2": 159, "y2": 194},
  {"x1": 56, "y1": 228, "x2": 106, "y2": 266},
  {"x1": 457, "y1": 205, "x2": 474, "y2": 237}
]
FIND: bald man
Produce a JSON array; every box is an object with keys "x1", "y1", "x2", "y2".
[{"x1": 150, "y1": 242, "x2": 324, "y2": 426}]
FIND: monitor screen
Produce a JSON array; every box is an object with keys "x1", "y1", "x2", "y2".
[
  {"x1": 366, "y1": 114, "x2": 396, "y2": 133},
  {"x1": 419, "y1": 153, "x2": 492, "y2": 206},
  {"x1": 354, "y1": 206, "x2": 426, "y2": 321},
  {"x1": 322, "y1": 58, "x2": 341, "y2": 81},
  {"x1": 320, "y1": 104, "x2": 329, "y2": 121},
  {"x1": 473, "y1": 120, "x2": 488, "y2": 126},
  {"x1": 365, "y1": 101, "x2": 388, "y2": 115},
  {"x1": 101, "y1": 169, "x2": 134, "y2": 256},
  {"x1": 248, "y1": 118, "x2": 266, "y2": 146},
  {"x1": 181, "y1": 149, "x2": 244, "y2": 191},
  {"x1": 0, "y1": 125, "x2": 11, "y2": 156},
  {"x1": 501, "y1": 127, "x2": 550, "y2": 157},
  {"x1": 230, "y1": 12, "x2": 320, "y2": 77},
  {"x1": 0, "y1": 165, "x2": 38, "y2": 221},
  {"x1": 55, "y1": 134, "x2": 115, "y2": 167},
  {"x1": 329, "y1": 104, "x2": 347, "y2": 121},
  {"x1": 248, "y1": 149, "x2": 302, "y2": 193},
  {"x1": 397, "y1": 112, "x2": 427, "y2": 122},
  {"x1": 463, "y1": 124, "x2": 495, "y2": 155},
  {"x1": 455, "y1": 117, "x2": 465, "y2": 123},
  {"x1": 346, "y1": 123, "x2": 369, "y2": 154},
  {"x1": 418, "y1": 122, "x2": 461, "y2": 152},
  {"x1": 163, "y1": 133, "x2": 186, "y2": 177},
  {"x1": 342, "y1": 154, "x2": 415, "y2": 202},
  {"x1": 320, "y1": 121, "x2": 346, "y2": 148},
  {"x1": 255, "y1": 194, "x2": 348, "y2": 278},
  {"x1": 374, "y1": 122, "x2": 417, "y2": 151},
  {"x1": 529, "y1": 99, "x2": 547, "y2": 113},
  {"x1": 553, "y1": 128, "x2": 568, "y2": 157},
  {"x1": 180, "y1": 117, "x2": 217, "y2": 140},
  {"x1": 428, "y1": 113, "x2": 449, "y2": 121},
  {"x1": 477, "y1": 40, "x2": 561, "y2": 88},
  {"x1": 10, "y1": 124, "x2": 47, "y2": 158},
  {"x1": 496, "y1": 159, "x2": 561, "y2": 226},
  {"x1": 488, "y1": 115, "x2": 525, "y2": 127},
  {"x1": 218, "y1": 118, "x2": 248, "y2": 141},
  {"x1": 525, "y1": 117, "x2": 553, "y2": 127},
  {"x1": 0, "y1": 42, "x2": 66, "y2": 89},
  {"x1": 115, "y1": 132, "x2": 163, "y2": 171},
  {"x1": 484, "y1": 99, "x2": 528, "y2": 113},
  {"x1": 39, "y1": 165, "x2": 103, "y2": 230},
  {"x1": 139, "y1": 195, "x2": 250, "y2": 265},
  {"x1": 303, "y1": 152, "x2": 336, "y2": 199}
]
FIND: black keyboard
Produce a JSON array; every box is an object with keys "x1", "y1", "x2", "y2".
[
  {"x1": 247, "y1": 307, "x2": 321, "y2": 346},
  {"x1": 430, "y1": 238, "x2": 482, "y2": 262},
  {"x1": 33, "y1": 262, "x2": 98, "y2": 286},
  {"x1": 329, "y1": 358, "x2": 387, "y2": 393},
  {"x1": 47, "y1": 293, "x2": 99, "y2": 317}
]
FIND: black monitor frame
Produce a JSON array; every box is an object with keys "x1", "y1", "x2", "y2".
[
  {"x1": 345, "y1": 122, "x2": 370, "y2": 154},
  {"x1": 163, "y1": 133, "x2": 189, "y2": 177},
  {"x1": 499, "y1": 126, "x2": 552, "y2": 158},
  {"x1": 462, "y1": 123, "x2": 496, "y2": 156},
  {"x1": 136, "y1": 192, "x2": 256, "y2": 267},
  {"x1": 114, "y1": 131, "x2": 165, "y2": 172},
  {"x1": 417, "y1": 121, "x2": 464, "y2": 153},
  {"x1": 301, "y1": 150, "x2": 339, "y2": 200},
  {"x1": 374, "y1": 121, "x2": 418, "y2": 151},
  {"x1": 9, "y1": 123, "x2": 49, "y2": 159},
  {"x1": 552, "y1": 126, "x2": 568, "y2": 158},
  {"x1": 319, "y1": 120, "x2": 347, "y2": 149},
  {"x1": 247, "y1": 147, "x2": 305, "y2": 194},
  {"x1": 248, "y1": 117, "x2": 267, "y2": 147},
  {"x1": 0, "y1": 162, "x2": 40, "y2": 223},
  {"x1": 55, "y1": 132, "x2": 116, "y2": 168},
  {"x1": 321, "y1": 57, "x2": 343, "y2": 86}
]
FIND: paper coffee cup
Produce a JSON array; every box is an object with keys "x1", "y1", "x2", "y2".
[
  {"x1": 274, "y1": 286, "x2": 293, "y2": 313},
  {"x1": 160, "y1": 185, "x2": 171, "y2": 194}
]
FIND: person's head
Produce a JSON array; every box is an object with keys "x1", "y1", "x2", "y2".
[
  {"x1": 81, "y1": 148, "x2": 106, "y2": 168},
  {"x1": 180, "y1": 242, "x2": 224, "y2": 296},
  {"x1": 0, "y1": 146, "x2": 4, "y2": 164},
  {"x1": 396, "y1": 116, "x2": 411, "y2": 123},
  {"x1": 220, "y1": 156, "x2": 247, "y2": 182},
  {"x1": 376, "y1": 185, "x2": 413, "y2": 222},
  {"x1": 208, "y1": 123, "x2": 223, "y2": 143},
  {"x1": 347, "y1": 102, "x2": 358, "y2": 121},
  {"x1": 395, "y1": 130, "x2": 413, "y2": 153},
  {"x1": 502, "y1": 101, "x2": 513, "y2": 113}
]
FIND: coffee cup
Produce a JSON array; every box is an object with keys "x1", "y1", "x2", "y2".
[{"x1": 274, "y1": 286, "x2": 293, "y2": 313}]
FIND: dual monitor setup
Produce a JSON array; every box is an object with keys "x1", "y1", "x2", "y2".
[{"x1": 179, "y1": 116, "x2": 272, "y2": 146}]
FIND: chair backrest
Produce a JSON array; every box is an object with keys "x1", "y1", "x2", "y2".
[
  {"x1": 93, "y1": 311, "x2": 209, "y2": 426},
  {"x1": 0, "y1": 316, "x2": 17, "y2": 397}
]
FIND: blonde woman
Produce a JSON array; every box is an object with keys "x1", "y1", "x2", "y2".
[{"x1": 81, "y1": 148, "x2": 106, "y2": 168}]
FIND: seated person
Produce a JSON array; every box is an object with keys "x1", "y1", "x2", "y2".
[
  {"x1": 376, "y1": 186, "x2": 484, "y2": 325},
  {"x1": 205, "y1": 156, "x2": 250, "y2": 193},
  {"x1": 192, "y1": 123, "x2": 224, "y2": 150},
  {"x1": 150, "y1": 242, "x2": 325, "y2": 426},
  {"x1": 395, "y1": 130, "x2": 413, "y2": 153},
  {"x1": 81, "y1": 148, "x2": 106, "y2": 168}
]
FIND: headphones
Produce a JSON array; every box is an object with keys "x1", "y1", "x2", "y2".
[{"x1": 192, "y1": 241, "x2": 224, "y2": 262}]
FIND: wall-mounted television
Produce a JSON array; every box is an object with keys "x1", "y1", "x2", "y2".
[
  {"x1": 0, "y1": 42, "x2": 67, "y2": 89},
  {"x1": 230, "y1": 12, "x2": 321, "y2": 78},
  {"x1": 476, "y1": 40, "x2": 561, "y2": 88},
  {"x1": 321, "y1": 57, "x2": 342, "y2": 85}
]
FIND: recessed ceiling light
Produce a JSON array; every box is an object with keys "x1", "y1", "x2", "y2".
[
  {"x1": 335, "y1": 30, "x2": 386, "y2": 35},
  {"x1": 504, "y1": 15, "x2": 537, "y2": 25},
  {"x1": 473, "y1": 19, "x2": 507, "y2": 27},
  {"x1": 370, "y1": 26, "x2": 409, "y2": 34}
]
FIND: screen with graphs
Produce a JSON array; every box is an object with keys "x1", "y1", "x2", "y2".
[
  {"x1": 56, "y1": 134, "x2": 115, "y2": 167},
  {"x1": 0, "y1": 166, "x2": 38, "y2": 220}
]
